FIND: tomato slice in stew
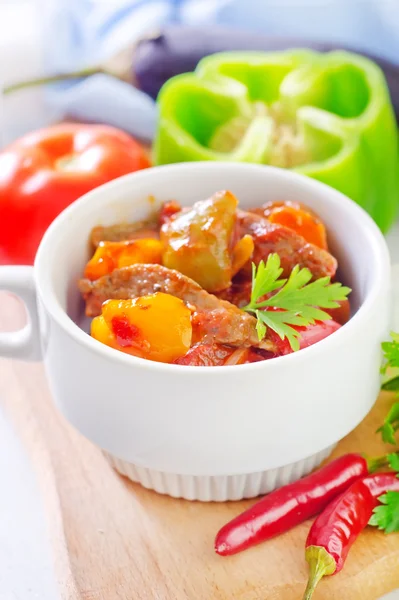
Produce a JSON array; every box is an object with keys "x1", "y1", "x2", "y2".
[{"x1": 269, "y1": 320, "x2": 341, "y2": 355}]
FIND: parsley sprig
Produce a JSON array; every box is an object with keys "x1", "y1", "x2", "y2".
[
  {"x1": 387, "y1": 452, "x2": 399, "y2": 472},
  {"x1": 370, "y1": 333, "x2": 399, "y2": 534},
  {"x1": 369, "y1": 492, "x2": 399, "y2": 533},
  {"x1": 243, "y1": 254, "x2": 351, "y2": 351},
  {"x1": 377, "y1": 403, "x2": 399, "y2": 445},
  {"x1": 381, "y1": 332, "x2": 399, "y2": 375},
  {"x1": 369, "y1": 453, "x2": 399, "y2": 533},
  {"x1": 377, "y1": 333, "x2": 399, "y2": 445}
]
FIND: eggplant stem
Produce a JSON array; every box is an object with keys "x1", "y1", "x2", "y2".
[{"x1": 3, "y1": 66, "x2": 105, "y2": 95}]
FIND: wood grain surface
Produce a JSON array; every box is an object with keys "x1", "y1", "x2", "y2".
[{"x1": 1, "y1": 292, "x2": 399, "y2": 600}]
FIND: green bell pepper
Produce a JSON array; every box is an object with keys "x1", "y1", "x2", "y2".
[{"x1": 154, "y1": 50, "x2": 399, "y2": 232}]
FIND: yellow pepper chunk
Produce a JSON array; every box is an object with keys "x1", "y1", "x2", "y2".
[
  {"x1": 232, "y1": 234, "x2": 254, "y2": 276},
  {"x1": 84, "y1": 238, "x2": 163, "y2": 281},
  {"x1": 91, "y1": 313, "x2": 133, "y2": 354},
  {"x1": 91, "y1": 293, "x2": 192, "y2": 363}
]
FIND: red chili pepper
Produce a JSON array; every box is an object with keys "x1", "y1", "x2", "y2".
[
  {"x1": 215, "y1": 453, "x2": 376, "y2": 556},
  {"x1": 302, "y1": 472, "x2": 399, "y2": 600},
  {"x1": 363, "y1": 471, "x2": 399, "y2": 497}
]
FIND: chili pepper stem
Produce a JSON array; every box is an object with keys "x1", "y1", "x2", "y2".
[
  {"x1": 366, "y1": 454, "x2": 390, "y2": 473},
  {"x1": 302, "y1": 546, "x2": 336, "y2": 600},
  {"x1": 3, "y1": 67, "x2": 104, "y2": 95}
]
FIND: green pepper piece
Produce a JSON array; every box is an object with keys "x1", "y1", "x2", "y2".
[
  {"x1": 161, "y1": 190, "x2": 237, "y2": 292},
  {"x1": 154, "y1": 50, "x2": 399, "y2": 232}
]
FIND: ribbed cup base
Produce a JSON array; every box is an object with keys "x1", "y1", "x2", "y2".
[{"x1": 104, "y1": 445, "x2": 336, "y2": 501}]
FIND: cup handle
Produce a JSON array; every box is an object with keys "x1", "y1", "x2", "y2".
[{"x1": 0, "y1": 266, "x2": 41, "y2": 361}]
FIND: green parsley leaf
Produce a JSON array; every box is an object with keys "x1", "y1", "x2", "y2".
[
  {"x1": 369, "y1": 492, "x2": 399, "y2": 533},
  {"x1": 257, "y1": 309, "x2": 307, "y2": 352},
  {"x1": 378, "y1": 423, "x2": 398, "y2": 445},
  {"x1": 381, "y1": 332, "x2": 399, "y2": 374},
  {"x1": 259, "y1": 271, "x2": 350, "y2": 313},
  {"x1": 381, "y1": 374, "x2": 399, "y2": 392},
  {"x1": 243, "y1": 254, "x2": 351, "y2": 351},
  {"x1": 255, "y1": 311, "x2": 267, "y2": 341},
  {"x1": 250, "y1": 255, "x2": 285, "y2": 304},
  {"x1": 379, "y1": 332, "x2": 399, "y2": 444},
  {"x1": 377, "y1": 402, "x2": 399, "y2": 445},
  {"x1": 388, "y1": 452, "x2": 399, "y2": 472}
]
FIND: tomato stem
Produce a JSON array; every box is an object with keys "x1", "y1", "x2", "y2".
[
  {"x1": 3, "y1": 66, "x2": 104, "y2": 95},
  {"x1": 303, "y1": 546, "x2": 336, "y2": 600}
]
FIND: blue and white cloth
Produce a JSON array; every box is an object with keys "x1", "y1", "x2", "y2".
[{"x1": 42, "y1": 0, "x2": 399, "y2": 141}]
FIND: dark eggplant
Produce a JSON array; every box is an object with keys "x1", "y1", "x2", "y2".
[
  {"x1": 4, "y1": 25, "x2": 399, "y2": 122},
  {"x1": 134, "y1": 26, "x2": 399, "y2": 119}
]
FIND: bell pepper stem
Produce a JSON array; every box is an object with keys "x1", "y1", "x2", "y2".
[
  {"x1": 3, "y1": 66, "x2": 104, "y2": 95},
  {"x1": 302, "y1": 546, "x2": 336, "y2": 600}
]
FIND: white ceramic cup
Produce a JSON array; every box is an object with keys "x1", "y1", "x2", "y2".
[{"x1": 0, "y1": 163, "x2": 391, "y2": 501}]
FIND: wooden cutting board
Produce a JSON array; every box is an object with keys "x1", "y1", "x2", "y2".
[{"x1": 1, "y1": 296, "x2": 399, "y2": 600}]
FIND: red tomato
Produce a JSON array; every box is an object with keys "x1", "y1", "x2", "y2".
[
  {"x1": 326, "y1": 299, "x2": 351, "y2": 325},
  {"x1": 0, "y1": 124, "x2": 151, "y2": 264},
  {"x1": 270, "y1": 320, "x2": 341, "y2": 355},
  {"x1": 298, "y1": 320, "x2": 341, "y2": 349}
]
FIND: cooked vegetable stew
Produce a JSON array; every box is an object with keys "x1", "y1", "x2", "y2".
[{"x1": 78, "y1": 192, "x2": 351, "y2": 365}]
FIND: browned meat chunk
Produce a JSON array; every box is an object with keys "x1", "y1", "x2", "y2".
[
  {"x1": 175, "y1": 344, "x2": 238, "y2": 366},
  {"x1": 237, "y1": 210, "x2": 337, "y2": 280},
  {"x1": 216, "y1": 281, "x2": 252, "y2": 307},
  {"x1": 78, "y1": 264, "x2": 274, "y2": 351}
]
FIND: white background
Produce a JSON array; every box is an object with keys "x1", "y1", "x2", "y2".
[{"x1": 0, "y1": 1, "x2": 398, "y2": 598}]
